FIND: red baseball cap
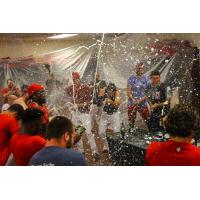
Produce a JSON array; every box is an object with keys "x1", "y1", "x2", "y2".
[
  {"x1": 28, "y1": 84, "x2": 45, "y2": 97},
  {"x1": 72, "y1": 72, "x2": 80, "y2": 80}
]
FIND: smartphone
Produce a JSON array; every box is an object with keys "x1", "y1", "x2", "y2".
[{"x1": 75, "y1": 125, "x2": 86, "y2": 136}]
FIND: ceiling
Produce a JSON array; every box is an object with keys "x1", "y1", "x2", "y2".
[{"x1": 0, "y1": 33, "x2": 96, "y2": 42}]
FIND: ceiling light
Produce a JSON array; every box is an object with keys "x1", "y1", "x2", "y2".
[{"x1": 48, "y1": 34, "x2": 78, "y2": 39}]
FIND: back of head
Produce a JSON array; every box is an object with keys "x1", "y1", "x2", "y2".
[
  {"x1": 22, "y1": 108, "x2": 44, "y2": 124},
  {"x1": 7, "y1": 104, "x2": 24, "y2": 120},
  {"x1": 46, "y1": 116, "x2": 73, "y2": 140},
  {"x1": 165, "y1": 105, "x2": 200, "y2": 138},
  {"x1": 21, "y1": 108, "x2": 44, "y2": 135}
]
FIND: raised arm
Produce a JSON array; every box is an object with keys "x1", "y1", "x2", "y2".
[
  {"x1": 114, "y1": 90, "x2": 121, "y2": 107},
  {"x1": 127, "y1": 84, "x2": 132, "y2": 100}
]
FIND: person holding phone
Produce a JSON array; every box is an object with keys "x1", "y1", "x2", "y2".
[{"x1": 29, "y1": 116, "x2": 86, "y2": 166}]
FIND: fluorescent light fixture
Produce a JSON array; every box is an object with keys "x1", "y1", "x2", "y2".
[{"x1": 48, "y1": 34, "x2": 78, "y2": 39}]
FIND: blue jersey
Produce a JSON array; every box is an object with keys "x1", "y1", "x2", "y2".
[
  {"x1": 127, "y1": 75, "x2": 150, "y2": 107},
  {"x1": 29, "y1": 146, "x2": 86, "y2": 166}
]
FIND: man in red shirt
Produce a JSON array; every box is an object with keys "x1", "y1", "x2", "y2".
[
  {"x1": 146, "y1": 105, "x2": 200, "y2": 166},
  {"x1": 11, "y1": 108, "x2": 46, "y2": 166},
  {"x1": 1, "y1": 79, "x2": 22, "y2": 97},
  {"x1": 0, "y1": 104, "x2": 24, "y2": 165},
  {"x1": 67, "y1": 72, "x2": 99, "y2": 161},
  {"x1": 27, "y1": 84, "x2": 49, "y2": 136}
]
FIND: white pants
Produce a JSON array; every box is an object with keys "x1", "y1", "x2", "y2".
[
  {"x1": 99, "y1": 111, "x2": 121, "y2": 150},
  {"x1": 72, "y1": 111, "x2": 98, "y2": 154},
  {"x1": 90, "y1": 104, "x2": 102, "y2": 127}
]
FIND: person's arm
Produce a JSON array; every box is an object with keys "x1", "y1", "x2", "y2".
[
  {"x1": 127, "y1": 83, "x2": 139, "y2": 104},
  {"x1": 2, "y1": 90, "x2": 12, "y2": 97},
  {"x1": 166, "y1": 86, "x2": 171, "y2": 106},
  {"x1": 114, "y1": 90, "x2": 121, "y2": 107},
  {"x1": 150, "y1": 100, "x2": 169, "y2": 110},
  {"x1": 137, "y1": 95, "x2": 148, "y2": 104},
  {"x1": 14, "y1": 87, "x2": 22, "y2": 97},
  {"x1": 127, "y1": 84, "x2": 133, "y2": 100}
]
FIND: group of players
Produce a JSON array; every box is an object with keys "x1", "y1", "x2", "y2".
[{"x1": 0, "y1": 62, "x2": 171, "y2": 163}]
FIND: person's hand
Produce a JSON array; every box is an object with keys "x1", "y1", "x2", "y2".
[
  {"x1": 78, "y1": 102, "x2": 89, "y2": 108},
  {"x1": 131, "y1": 98, "x2": 139, "y2": 106},
  {"x1": 74, "y1": 133, "x2": 82, "y2": 144},
  {"x1": 71, "y1": 104, "x2": 78, "y2": 112},
  {"x1": 48, "y1": 108, "x2": 55, "y2": 116},
  {"x1": 105, "y1": 98, "x2": 113, "y2": 104},
  {"x1": 163, "y1": 100, "x2": 169, "y2": 105},
  {"x1": 74, "y1": 126, "x2": 86, "y2": 144},
  {"x1": 151, "y1": 103, "x2": 158, "y2": 110}
]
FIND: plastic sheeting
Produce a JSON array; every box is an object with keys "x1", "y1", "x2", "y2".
[{"x1": 0, "y1": 33, "x2": 195, "y2": 127}]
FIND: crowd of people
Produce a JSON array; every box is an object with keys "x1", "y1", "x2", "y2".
[{"x1": 0, "y1": 62, "x2": 199, "y2": 166}]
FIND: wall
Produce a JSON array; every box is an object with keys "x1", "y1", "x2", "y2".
[
  {"x1": 0, "y1": 33, "x2": 200, "y2": 59},
  {"x1": 0, "y1": 34, "x2": 96, "y2": 58}
]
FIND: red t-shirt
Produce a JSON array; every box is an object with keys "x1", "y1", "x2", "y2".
[
  {"x1": 28, "y1": 102, "x2": 49, "y2": 125},
  {"x1": 1, "y1": 87, "x2": 21, "y2": 97},
  {"x1": 146, "y1": 140, "x2": 200, "y2": 166},
  {"x1": 1, "y1": 88, "x2": 10, "y2": 95},
  {"x1": 11, "y1": 133, "x2": 46, "y2": 166},
  {"x1": 0, "y1": 114, "x2": 19, "y2": 166}
]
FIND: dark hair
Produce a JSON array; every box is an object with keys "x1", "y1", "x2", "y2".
[
  {"x1": 99, "y1": 80, "x2": 107, "y2": 88},
  {"x1": 7, "y1": 104, "x2": 24, "y2": 120},
  {"x1": 106, "y1": 83, "x2": 117, "y2": 92},
  {"x1": 46, "y1": 116, "x2": 73, "y2": 140},
  {"x1": 7, "y1": 79, "x2": 14, "y2": 84},
  {"x1": 150, "y1": 70, "x2": 160, "y2": 77},
  {"x1": 165, "y1": 105, "x2": 200, "y2": 138},
  {"x1": 136, "y1": 62, "x2": 143, "y2": 67},
  {"x1": 22, "y1": 108, "x2": 44, "y2": 124}
]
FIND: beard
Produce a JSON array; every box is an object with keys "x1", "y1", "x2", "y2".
[{"x1": 66, "y1": 136, "x2": 73, "y2": 149}]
